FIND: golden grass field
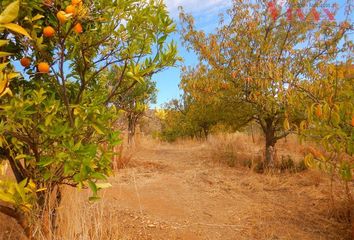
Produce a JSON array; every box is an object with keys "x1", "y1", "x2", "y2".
[{"x1": 0, "y1": 133, "x2": 353, "y2": 240}]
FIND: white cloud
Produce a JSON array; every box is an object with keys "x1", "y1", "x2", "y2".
[{"x1": 164, "y1": 0, "x2": 231, "y2": 19}]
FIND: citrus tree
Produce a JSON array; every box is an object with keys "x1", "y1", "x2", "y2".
[
  {"x1": 179, "y1": 0, "x2": 351, "y2": 166},
  {"x1": 0, "y1": 0, "x2": 178, "y2": 237}
]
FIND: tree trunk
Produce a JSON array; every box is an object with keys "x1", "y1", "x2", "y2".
[
  {"x1": 0, "y1": 205, "x2": 31, "y2": 237},
  {"x1": 127, "y1": 115, "x2": 136, "y2": 145},
  {"x1": 37, "y1": 185, "x2": 62, "y2": 239},
  {"x1": 263, "y1": 119, "x2": 277, "y2": 168},
  {"x1": 202, "y1": 127, "x2": 209, "y2": 140},
  {"x1": 250, "y1": 122, "x2": 255, "y2": 144},
  {"x1": 3, "y1": 148, "x2": 26, "y2": 183}
]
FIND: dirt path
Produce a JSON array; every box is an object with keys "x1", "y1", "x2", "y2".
[
  {"x1": 0, "y1": 141, "x2": 351, "y2": 240},
  {"x1": 101, "y1": 142, "x2": 351, "y2": 240}
]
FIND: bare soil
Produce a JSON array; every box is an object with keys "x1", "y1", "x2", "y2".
[
  {"x1": 0, "y1": 140, "x2": 352, "y2": 240},
  {"x1": 102, "y1": 142, "x2": 352, "y2": 240}
]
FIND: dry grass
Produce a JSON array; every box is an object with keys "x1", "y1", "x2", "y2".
[
  {"x1": 0, "y1": 188, "x2": 121, "y2": 240},
  {"x1": 52, "y1": 188, "x2": 121, "y2": 240},
  {"x1": 112, "y1": 143, "x2": 133, "y2": 170},
  {"x1": 207, "y1": 132, "x2": 307, "y2": 171},
  {"x1": 207, "y1": 132, "x2": 263, "y2": 168},
  {"x1": 206, "y1": 132, "x2": 353, "y2": 237}
]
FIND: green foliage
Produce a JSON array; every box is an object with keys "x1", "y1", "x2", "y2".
[
  {"x1": 0, "y1": 178, "x2": 38, "y2": 213},
  {"x1": 0, "y1": 0, "x2": 178, "y2": 233},
  {"x1": 0, "y1": 0, "x2": 31, "y2": 98}
]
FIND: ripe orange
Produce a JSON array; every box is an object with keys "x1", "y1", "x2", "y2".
[
  {"x1": 38, "y1": 62, "x2": 50, "y2": 73},
  {"x1": 20, "y1": 57, "x2": 31, "y2": 68},
  {"x1": 65, "y1": 5, "x2": 76, "y2": 15},
  {"x1": 57, "y1": 11, "x2": 67, "y2": 24},
  {"x1": 72, "y1": 0, "x2": 82, "y2": 5},
  {"x1": 43, "y1": 26, "x2": 55, "y2": 37},
  {"x1": 74, "y1": 23, "x2": 83, "y2": 33}
]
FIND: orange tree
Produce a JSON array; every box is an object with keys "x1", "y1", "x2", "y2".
[
  {"x1": 179, "y1": 0, "x2": 351, "y2": 166},
  {"x1": 0, "y1": 0, "x2": 178, "y2": 236}
]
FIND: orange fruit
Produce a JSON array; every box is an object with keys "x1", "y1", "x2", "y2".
[
  {"x1": 351, "y1": 116, "x2": 354, "y2": 127},
  {"x1": 65, "y1": 5, "x2": 76, "y2": 15},
  {"x1": 43, "y1": 26, "x2": 55, "y2": 37},
  {"x1": 72, "y1": 0, "x2": 82, "y2": 5},
  {"x1": 20, "y1": 57, "x2": 31, "y2": 68},
  {"x1": 57, "y1": 11, "x2": 67, "y2": 24},
  {"x1": 74, "y1": 23, "x2": 83, "y2": 33},
  {"x1": 38, "y1": 62, "x2": 50, "y2": 73}
]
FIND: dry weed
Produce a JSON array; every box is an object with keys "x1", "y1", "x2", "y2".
[{"x1": 207, "y1": 132, "x2": 307, "y2": 172}]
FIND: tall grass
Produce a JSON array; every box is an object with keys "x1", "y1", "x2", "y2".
[
  {"x1": 51, "y1": 188, "x2": 120, "y2": 240},
  {"x1": 207, "y1": 132, "x2": 307, "y2": 172}
]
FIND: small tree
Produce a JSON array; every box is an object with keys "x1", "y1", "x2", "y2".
[
  {"x1": 111, "y1": 74, "x2": 158, "y2": 144},
  {"x1": 180, "y1": 64, "x2": 255, "y2": 136},
  {"x1": 0, "y1": 0, "x2": 178, "y2": 237},
  {"x1": 160, "y1": 64, "x2": 255, "y2": 141}
]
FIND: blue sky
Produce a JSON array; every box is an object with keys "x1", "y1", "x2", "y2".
[
  {"x1": 153, "y1": 0, "x2": 352, "y2": 107},
  {"x1": 152, "y1": 0, "x2": 231, "y2": 107}
]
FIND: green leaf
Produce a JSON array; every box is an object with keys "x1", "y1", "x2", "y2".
[
  {"x1": 0, "y1": 87, "x2": 12, "y2": 97},
  {"x1": 32, "y1": 14, "x2": 44, "y2": 21},
  {"x1": 0, "y1": 40, "x2": 9, "y2": 47},
  {"x1": 92, "y1": 124, "x2": 104, "y2": 135},
  {"x1": 331, "y1": 112, "x2": 340, "y2": 126},
  {"x1": 88, "y1": 196, "x2": 100, "y2": 201},
  {"x1": 45, "y1": 115, "x2": 53, "y2": 126},
  {"x1": 96, "y1": 182, "x2": 112, "y2": 189},
  {"x1": 0, "y1": 51, "x2": 13, "y2": 57},
  {"x1": 2, "y1": 23, "x2": 32, "y2": 39},
  {"x1": 15, "y1": 179, "x2": 27, "y2": 201},
  {"x1": 91, "y1": 172, "x2": 107, "y2": 180},
  {"x1": 283, "y1": 118, "x2": 290, "y2": 130},
  {"x1": 15, "y1": 154, "x2": 27, "y2": 160},
  {"x1": 339, "y1": 162, "x2": 352, "y2": 181},
  {"x1": 0, "y1": 62, "x2": 9, "y2": 71},
  {"x1": 88, "y1": 180, "x2": 97, "y2": 194},
  {"x1": 0, "y1": 0, "x2": 19, "y2": 24},
  {"x1": 37, "y1": 157, "x2": 55, "y2": 167},
  {"x1": 7, "y1": 72, "x2": 19, "y2": 80},
  {"x1": 36, "y1": 188, "x2": 47, "y2": 192},
  {"x1": 0, "y1": 191, "x2": 16, "y2": 204}
]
